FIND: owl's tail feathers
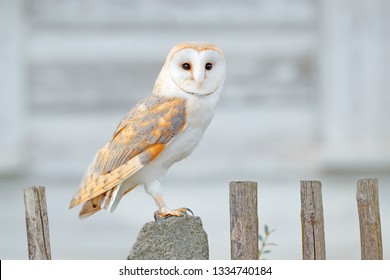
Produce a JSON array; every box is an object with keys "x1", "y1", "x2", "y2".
[
  {"x1": 78, "y1": 187, "x2": 117, "y2": 219},
  {"x1": 78, "y1": 183, "x2": 138, "y2": 218},
  {"x1": 104, "y1": 183, "x2": 138, "y2": 213},
  {"x1": 79, "y1": 197, "x2": 102, "y2": 219},
  {"x1": 69, "y1": 144, "x2": 165, "y2": 210}
]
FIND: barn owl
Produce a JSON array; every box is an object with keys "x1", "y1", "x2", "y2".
[{"x1": 69, "y1": 42, "x2": 226, "y2": 219}]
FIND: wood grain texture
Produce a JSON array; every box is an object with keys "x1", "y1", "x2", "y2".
[
  {"x1": 300, "y1": 180, "x2": 326, "y2": 260},
  {"x1": 356, "y1": 178, "x2": 383, "y2": 260},
  {"x1": 229, "y1": 181, "x2": 258, "y2": 260},
  {"x1": 23, "y1": 186, "x2": 52, "y2": 260}
]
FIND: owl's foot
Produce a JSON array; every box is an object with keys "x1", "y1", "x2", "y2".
[{"x1": 154, "y1": 207, "x2": 194, "y2": 221}]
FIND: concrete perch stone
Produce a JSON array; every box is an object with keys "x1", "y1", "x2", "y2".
[{"x1": 127, "y1": 215, "x2": 209, "y2": 260}]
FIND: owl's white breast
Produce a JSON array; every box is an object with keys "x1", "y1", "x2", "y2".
[
  {"x1": 135, "y1": 90, "x2": 220, "y2": 186},
  {"x1": 164, "y1": 94, "x2": 219, "y2": 164}
]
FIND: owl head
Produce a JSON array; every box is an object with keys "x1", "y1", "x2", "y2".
[{"x1": 154, "y1": 42, "x2": 226, "y2": 98}]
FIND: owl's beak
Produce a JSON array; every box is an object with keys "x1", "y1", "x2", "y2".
[{"x1": 193, "y1": 68, "x2": 205, "y2": 85}]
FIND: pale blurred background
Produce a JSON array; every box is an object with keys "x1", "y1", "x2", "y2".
[{"x1": 1, "y1": 0, "x2": 389, "y2": 260}]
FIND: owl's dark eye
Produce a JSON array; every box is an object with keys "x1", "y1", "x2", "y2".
[
  {"x1": 205, "y1": 63, "x2": 213, "y2": 70},
  {"x1": 182, "y1": 63, "x2": 191, "y2": 70}
]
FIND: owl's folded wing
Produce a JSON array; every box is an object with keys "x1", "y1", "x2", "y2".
[{"x1": 69, "y1": 96, "x2": 186, "y2": 209}]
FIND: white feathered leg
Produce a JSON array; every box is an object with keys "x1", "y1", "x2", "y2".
[{"x1": 145, "y1": 180, "x2": 192, "y2": 219}]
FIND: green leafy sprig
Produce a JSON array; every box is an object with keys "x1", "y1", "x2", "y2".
[{"x1": 258, "y1": 225, "x2": 277, "y2": 260}]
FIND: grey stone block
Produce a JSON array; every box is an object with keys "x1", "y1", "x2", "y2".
[{"x1": 127, "y1": 215, "x2": 209, "y2": 260}]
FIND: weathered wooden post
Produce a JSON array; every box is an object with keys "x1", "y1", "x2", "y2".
[
  {"x1": 23, "y1": 186, "x2": 52, "y2": 260},
  {"x1": 300, "y1": 180, "x2": 326, "y2": 260},
  {"x1": 229, "y1": 181, "x2": 258, "y2": 260},
  {"x1": 356, "y1": 178, "x2": 383, "y2": 260}
]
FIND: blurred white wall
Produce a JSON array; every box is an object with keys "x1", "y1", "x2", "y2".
[
  {"x1": 1, "y1": 0, "x2": 386, "y2": 178},
  {"x1": 320, "y1": 0, "x2": 390, "y2": 170},
  {"x1": 0, "y1": 0, "x2": 25, "y2": 174},
  {"x1": 0, "y1": 0, "x2": 389, "y2": 260}
]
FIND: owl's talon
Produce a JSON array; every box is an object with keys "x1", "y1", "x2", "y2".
[
  {"x1": 153, "y1": 207, "x2": 194, "y2": 221},
  {"x1": 153, "y1": 211, "x2": 161, "y2": 221},
  {"x1": 179, "y1": 207, "x2": 194, "y2": 216}
]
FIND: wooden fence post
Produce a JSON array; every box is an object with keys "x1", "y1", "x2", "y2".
[
  {"x1": 356, "y1": 178, "x2": 383, "y2": 260},
  {"x1": 300, "y1": 180, "x2": 326, "y2": 260},
  {"x1": 23, "y1": 186, "x2": 52, "y2": 260},
  {"x1": 229, "y1": 181, "x2": 258, "y2": 260}
]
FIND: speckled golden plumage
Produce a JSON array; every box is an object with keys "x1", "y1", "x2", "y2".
[{"x1": 69, "y1": 96, "x2": 186, "y2": 217}]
